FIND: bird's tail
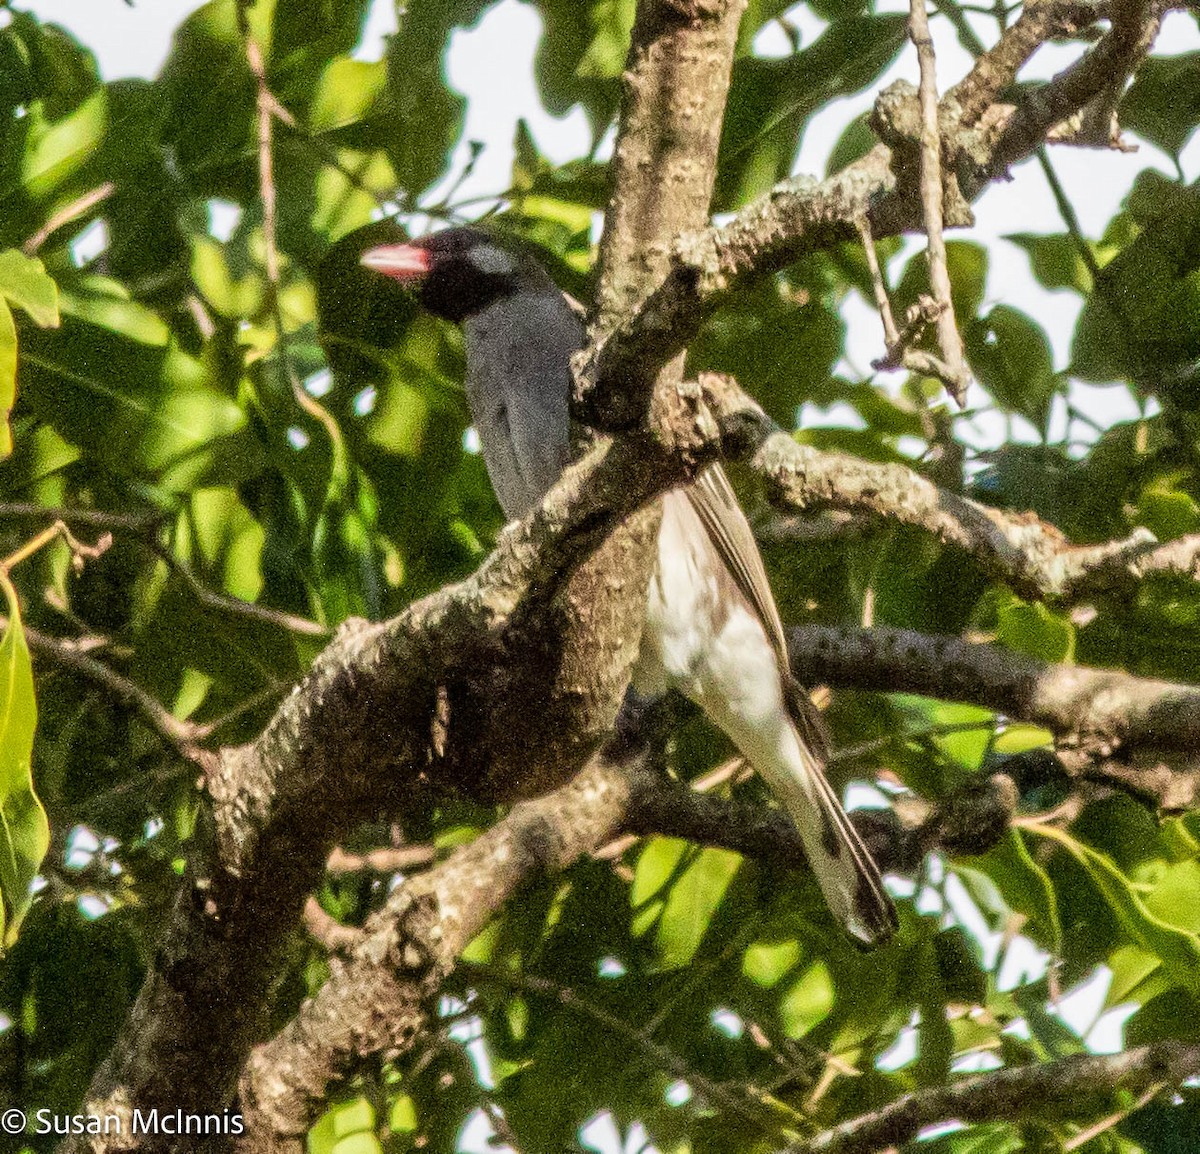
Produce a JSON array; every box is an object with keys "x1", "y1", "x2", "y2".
[{"x1": 774, "y1": 679, "x2": 898, "y2": 946}]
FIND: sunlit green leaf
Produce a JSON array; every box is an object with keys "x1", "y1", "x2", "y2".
[
  {"x1": 1031, "y1": 824, "x2": 1200, "y2": 998},
  {"x1": 0, "y1": 249, "x2": 59, "y2": 327},
  {"x1": 652, "y1": 847, "x2": 741, "y2": 971},
  {"x1": 0, "y1": 573, "x2": 49, "y2": 947}
]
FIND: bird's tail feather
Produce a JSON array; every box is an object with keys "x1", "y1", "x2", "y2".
[{"x1": 777, "y1": 680, "x2": 898, "y2": 946}]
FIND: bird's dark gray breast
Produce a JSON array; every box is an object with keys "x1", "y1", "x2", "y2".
[{"x1": 464, "y1": 291, "x2": 583, "y2": 520}]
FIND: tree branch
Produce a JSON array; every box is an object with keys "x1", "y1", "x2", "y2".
[
  {"x1": 727, "y1": 404, "x2": 1200, "y2": 601},
  {"x1": 781, "y1": 1040, "x2": 1200, "y2": 1154},
  {"x1": 790, "y1": 624, "x2": 1200, "y2": 796},
  {"x1": 236, "y1": 752, "x2": 645, "y2": 1153},
  {"x1": 908, "y1": 0, "x2": 970, "y2": 400}
]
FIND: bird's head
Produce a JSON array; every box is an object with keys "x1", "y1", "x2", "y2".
[{"x1": 360, "y1": 227, "x2": 550, "y2": 325}]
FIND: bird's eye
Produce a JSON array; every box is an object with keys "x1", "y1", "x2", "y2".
[{"x1": 468, "y1": 246, "x2": 516, "y2": 277}]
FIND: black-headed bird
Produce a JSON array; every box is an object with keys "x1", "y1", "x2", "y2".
[{"x1": 356, "y1": 226, "x2": 896, "y2": 945}]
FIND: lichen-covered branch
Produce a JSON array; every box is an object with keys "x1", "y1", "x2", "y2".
[
  {"x1": 732, "y1": 409, "x2": 1200, "y2": 601},
  {"x1": 782, "y1": 1040, "x2": 1200, "y2": 1154},
  {"x1": 790, "y1": 624, "x2": 1200, "y2": 797},
  {"x1": 982, "y1": 0, "x2": 1166, "y2": 177},
  {"x1": 948, "y1": 0, "x2": 1108, "y2": 125}
]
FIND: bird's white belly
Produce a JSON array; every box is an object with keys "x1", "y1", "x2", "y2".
[
  {"x1": 633, "y1": 490, "x2": 780, "y2": 721},
  {"x1": 633, "y1": 491, "x2": 715, "y2": 695}
]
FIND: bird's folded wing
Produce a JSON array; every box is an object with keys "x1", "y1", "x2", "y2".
[
  {"x1": 685, "y1": 464, "x2": 831, "y2": 758},
  {"x1": 685, "y1": 465, "x2": 787, "y2": 661}
]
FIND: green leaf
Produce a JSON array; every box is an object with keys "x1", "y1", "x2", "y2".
[
  {"x1": 19, "y1": 318, "x2": 257, "y2": 493},
  {"x1": 996, "y1": 600, "x2": 1075, "y2": 663},
  {"x1": 309, "y1": 57, "x2": 385, "y2": 133},
  {"x1": 0, "y1": 300, "x2": 14, "y2": 459},
  {"x1": 991, "y1": 724, "x2": 1054, "y2": 755},
  {"x1": 965, "y1": 305, "x2": 1058, "y2": 431},
  {"x1": 966, "y1": 831, "x2": 1062, "y2": 951},
  {"x1": 1072, "y1": 178, "x2": 1200, "y2": 382},
  {"x1": 653, "y1": 846, "x2": 741, "y2": 970},
  {"x1": 1121, "y1": 53, "x2": 1200, "y2": 158},
  {"x1": 826, "y1": 112, "x2": 875, "y2": 176},
  {"x1": 743, "y1": 937, "x2": 801, "y2": 987},
  {"x1": 715, "y1": 15, "x2": 906, "y2": 209},
  {"x1": 1006, "y1": 232, "x2": 1092, "y2": 295},
  {"x1": 1030, "y1": 823, "x2": 1200, "y2": 998},
  {"x1": 0, "y1": 572, "x2": 49, "y2": 947},
  {"x1": 18, "y1": 89, "x2": 108, "y2": 200},
  {"x1": 191, "y1": 236, "x2": 265, "y2": 319},
  {"x1": 388, "y1": 1095, "x2": 417, "y2": 1134},
  {"x1": 58, "y1": 276, "x2": 168, "y2": 345},
  {"x1": 309, "y1": 1097, "x2": 376, "y2": 1154},
  {"x1": 531, "y1": 0, "x2": 635, "y2": 137},
  {"x1": 780, "y1": 959, "x2": 834, "y2": 1038},
  {"x1": 1138, "y1": 483, "x2": 1200, "y2": 542},
  {"x1": 379, "y1": 2, "x2": 494, "y2": 194},
  {"x1": 0, "y1": 249, "x2": 60, "y2": 328},
  {"x1": 1145, "y1": 859, "x2": 1200, "y2": 934},
  {"x1": 916, "y1": 1123, "x2": 1023, "y2": 1154},
  {"x1": 631, "y1": 836, "x2": 688, "y2": 908}
]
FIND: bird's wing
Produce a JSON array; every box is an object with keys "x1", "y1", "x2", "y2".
[
  {"x1": 681, "y1": 473, "x2": 892, "y2": 941},
  {"x1": 465, "y1": 292, "x2": 581, "y2": 519},
  {"x1": 685, "y1": 465, "x2": 832, "y2": 757},
  {"x1": 685, "y1": 465, "x2": 788, "y2": 662}
]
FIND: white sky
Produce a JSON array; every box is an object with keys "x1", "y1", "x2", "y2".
[{"x1": 13, "y1": 2, "x2": 1197, "y2": 1151}]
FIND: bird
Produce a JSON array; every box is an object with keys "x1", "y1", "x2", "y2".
[{"x1": 355, "y1": 226, "x2": 897, "y2": 945}]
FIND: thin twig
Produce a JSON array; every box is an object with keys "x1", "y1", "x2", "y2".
[
  {"x1": 479, "y1": 1099, "x2": 525, "y2": 1154},
  {"x1": 0, "y1": 501, "x2": 328, "y2": 636},
  {"x1": 464, "y1": 963, "x2": 785, "y2": 1136},
  {"x1": 0, "y1": 520, "x2": 111, "y2": 575},
  {"x1": 241, "y1": 10, "x2": 349, "y2": 470},
  {"x1": 855, "y1": 215, "x2": 901, "y2": 349},
  {"x1": 262, "y1": 91, "x2": 396, "y2": 214},
  {"x1": 23, "y1": 182, "x2": 116, "y2": 256},
  {"x1": 908, "y1": 0, "x2": 971, "y2": 403},
  {"x1": 325, "y1": 844, "x2": 438, "y2": 875},
  {"x1": 782, "y1": 1042, "x2": 1199, "y2": 1154},
  {"x1": 1062, "y1": 1082, "x2": 1165, "y2": 1150},
  {"x1": 303, "y1": 897, "x2": 363, "y2": 953},
  {"x1": 1037, "y1": 149, "x2": 1102, "y2": 286}
]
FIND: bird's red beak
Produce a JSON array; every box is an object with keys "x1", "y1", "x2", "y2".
[{"x1": 360, "y1": 243, "x2": 432, "y2": 283}]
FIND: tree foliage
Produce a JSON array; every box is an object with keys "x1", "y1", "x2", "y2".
[{"x1": 1, "y1": 1, "x2": 1199, "y2": 1152}]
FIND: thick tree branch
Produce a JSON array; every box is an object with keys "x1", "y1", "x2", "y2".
[
  {"x1": 728, "y1": 406, "x2": 1200, "y2": 601},
  {"x1": 69, "y1": 405, "x2": 734, "y2": 1153},
  {"x1": 982, "y1": 0, "x2": 1165, "y2": 177},
  {"x1": 781, "y1": 1040, "x2": 1200, "y2": 1154},
  {"x1": 791, "y1": 624, "x2": 1200, "y2": 802},
  {"x1": 237, "y1": 754, "x2": 644, "y2": 1153},
  {"x1": 948, "y1": 0, "x2": 1109, "y2": 126}
]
